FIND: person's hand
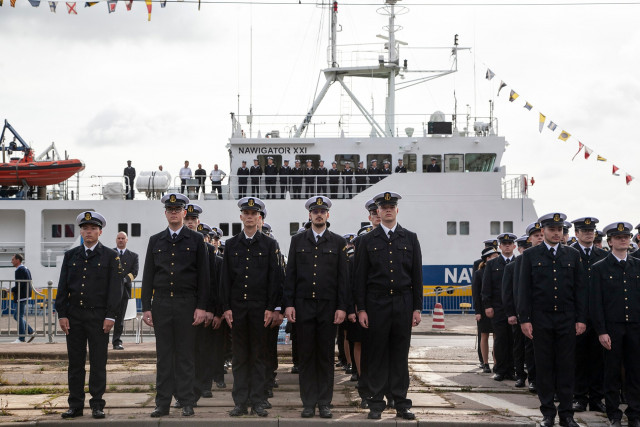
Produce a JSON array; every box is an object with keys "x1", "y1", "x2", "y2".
[
  {"x1": 59, "y1": 317, "x2": 70, "y2": 335},
  {"x1": 507, "y1": 316, "x2": 518, "y2": 325},
  {"x1": 271, "y1": 312, "x2": 284, "y2": 328},
  {"x1": 412, "y1": 311, "x2": 421, "y2": 327},
  {"x1": 485, "y1": 308, "x2": 494, "y2": 319},
  {"x1": 576, "y1": 322, "x2": 586, "y2": 336},
  {"x1": 285, "y1": 307, "x2": 296, "y2": 323},
  {"x1": 521, "y1": 322, "x2": 533, "y2": 339},
  {"x1": 358, "y1": 311, "x2": 369, "y2": 329},
  {"x1": 142, "y1": 311, "x2": 153, "y2": 327},
  {"x1": 103, "y1": 319, "x2": 115, "y2": 334},
  {"x1": 204, "y1": 311, "x2": 214, "y2": 327},
  {"x1": 192, "y1": 309, "x2": 206, "y2": 326},
  {"x1": 334, "y1": 310, "x2": 346, "y2": 324},
  {"x1": 348, "y1": 313, "x2": 356, "y2": 323},
  {"x1": 599, "y1": 333, "x2": 612, "y2": 350},
  {"x1": 475, "y1": 314, "x2": 481, "y2": 321},
  {"x1": 223, "y1": 310, "x2": 233, "y2": 328},
  {"x1": 212, "y1": 316, "x2": 222, "y2": 330},
  {"x1": 264, "y1": 310, "x2": 273, "y2": 327}
]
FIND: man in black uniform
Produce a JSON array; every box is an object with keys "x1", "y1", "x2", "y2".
[
  {"x1": 195, "y1": 164, "x2": 207, "y2": 195},
  {"x1": 380, "y1": 160, "x2": 392, "y2": 179},
  {"x1": 237, "y1": 160, "x2": 250, "y2": 199},
  {"x1": 112, "y1": 231, "x2": 139, "y2": 350},
  {"x1": 304, "y1": 159, "x2": 316, "y2": 198},
  {"x1": 316, "y1": 160, "x2": 328, "y2": 196},
  {"x1": 278, "y1": 159, "x2": 291, "y2": 199},
  {"x1": 55, "y1": 211, "x2": 121, "y2": 419},
  {"x1": 221, "y1": 197, "x2": 281, "y2": 417},
  {"x1": 141, "y1": 193, "x2": 209, "y2": 418},
  {"x1": 328, "y1": 161, "x2": 340, "y2": 198},
  {"x1": 250, "y1": 159, "x2": 262, "y2": 197},
  {"x1": 355, "y1": 191, "x2": 422, "y2": 420},
  {"x1": 264, "y1": 157, "x2": 277, "y2": 199},
  {"x1": 355, "y1": 161, "x2": 367, "y2": 194},
  {"x1": 482, "y1": 232, "x2": 517, "y2": 381},
  {"x1": 590, "y1": 222, "x2": 640, "y2": 427},
  {"x1": 426, "y1": 157, "x2": 441, "y2": 172},
  {"x1": 517, "y1": 212, "x2": 586, "y2": 427},
  {"x1": 343, "y1": 161, "x2": 354, "y2": 198},
  {"x1": 291, "y1": 160, "x2": 303, "y2": 199},
  {"x1": 570, "y1": 217, "x2": 608, "y2": 413},
  {"x1": 395, "y1": 159, "x2": 407, "y2": 173},
  {"x1": 124, "y1": 160, "x2": 136, "y2": 199},
  {"x1": 367, "y1": 159, "x2": 381, "y2": 186},
  {"x1": 284, "y1": 196, "x2": 348, "y2": 419}
]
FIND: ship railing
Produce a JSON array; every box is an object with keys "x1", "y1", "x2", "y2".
[
  {"x1": 230, "y1": 113, "x2": 498, "y2": 139},
  {"x1": 422, "y1": 284, "x2": 473, "y2": 314},
  {"x1": 0, "y1": 279, "x2": 54, "y2": 343},
  {"x1": 502, "y1": 174, "x2": 530, "y2": 199},
  {"x1": 0, "y1": 242, "x2": 25, "y2": 268}
]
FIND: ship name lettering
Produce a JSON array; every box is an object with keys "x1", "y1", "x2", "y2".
[
  {"x1": 237, "y1": 146, "x2": 307, "y2": 155},
  {"x1": 444, "y1": 267, "x2": 472, "y2": 285}
]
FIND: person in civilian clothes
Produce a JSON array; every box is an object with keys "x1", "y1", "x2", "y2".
[
  {"x1": 141, "y1": 194, "x2": 209, "y2": 418},
  {"x1": 55, "y1": 212, "x2": 122, "y2": 419},
  {"x1": 221, "y1": 197, "x2": 281, "y2": 417},
  {"x1": 590, "y1": 222, "x2": 640, "y2": 427},
  {"x1": 237, "y1": 160, "x2": 250, "y2": 199},
  {"x1": 517, "y1": 212, "x2": 587, "y2": 427},
  {"x1": 278, "y1": 160, "x2": 291, "y2": 199},
  {"x1": 11, "y1": 254, "x2": 35, "y2": 343},
  {"x1": 284, "y1": 196, "x2": 348, "y2": 419},
  {"x1": 473, "y1": 247, "x2": 499, "y2": 373},
  {"x1": 112, "y1": 232, "x2": 139, "y2": 350},
  {"x1": 250, "y1": 159, "x2": 262, "y2": 197},
  {"x1": 355, "y1": 191, "x2": 422, "y2": 420},
  {"x1": 570, "y1": 217, "x2": 608, "y2": 413}
]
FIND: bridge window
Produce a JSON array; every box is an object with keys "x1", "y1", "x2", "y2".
[
  {"x1": 65, "y1": 224, "x2": 75, "y2": 238},
  {"x1": 219, "y1": 223, "x2": 229, "y2": 237},
  {"x1": 232, "y1": 223, "x2": 242, "y2": 236},
  {"x1": 444, "y1": 154, "x2": 464, "y2": 173},
  {"x1": 490, "y1": 221, "x2": 501, "y2": 235},
  {"x1": 295, "y1": 154, "x2": 321, "y2": 169},
  {"x1": 422, "y1": 155, "x2": 442, "y2": 172},
  {"x1": 131, "y1": 223, "x2": 141, "y2": 237},
  {"x1": 465, "y1": 153, "x2": 496, "y2": 172},
  {"x1": 52, "y1": 224, "x2": 62, "y2": 238},
  {"x1": 335, "y1": 154, "x2": 360, "y2": 171},
  {"x1": 447, "y1": 221, "x2": 457, "y2": 235},
  {"x1": 402, "y1": 154, "x2": 416, "y2": 172},
  {"x1": 290, "y1": 222, "x2": 300, "y2": 236},
  {"x1": 503, "y1": 221, "x2": 513, "y2": 233},
  {"x1": 118, "y1": 223, "x2": 128, "y2": 234},
  {"x1": 460, "y1": 221, "x2": 470, "y2": 235}
]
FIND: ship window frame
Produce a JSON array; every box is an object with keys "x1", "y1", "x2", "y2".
[
  {"x1": 444, "y1": 154, "x2": 464, "y2": 173},
  {"x1": 460, "y1": 221, "x2": 470, "y2": 235},
  {"x1": 131, "y1": 223, "x2": 141, "y2": 237},
  {"x1": 447, "y1": 221, "x2": 457, "y2": 235},
  {"x1": 64, "y1": 224, "x2": 75, "y2": 238},
  {"x1": 334, "y1": 154, "x2": 360, "y2": 172},
  {"x1": 118, "y1": 223, "x2": 128, "y2": 235},
  {"x1": 295, "y1": 154, "x2": 321, "y2": 169},
  {"x1": 490, "y1": 221, "x2": 501, "y2": 235},
  {"x1": 503, "y1": 221, "x2": 513, "y2": 233},
  {"x1": 219, "y1": 223, "x2": 230, "y2": 237},
  {"x1": 465, "y1": 153, "x2": 497, "y2": 172},
  {"x1": 257, "y1": 155, "x2": 282, "y2": 169},
  {"x1": 402, "y1": 154, "x2": 416, "y2": 172},
  {"x1": 232, "y1": 223, "x2": 242, "y2": 236},
  {"x1": 52, "y1": 224, "x2": 62, "y2": 238},
  {"x1": 422, "y1": 155, "x2": 442, "y2": 173}
]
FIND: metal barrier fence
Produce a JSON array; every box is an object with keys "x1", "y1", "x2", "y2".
[{"x1": 422, "y1": 284, "x2": 474, "y2": 314}]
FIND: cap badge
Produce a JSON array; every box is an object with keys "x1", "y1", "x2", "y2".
[
  {"x1": 618, "y1": 223, "x2": 625, "y2": 232},
  {"x1": 384, "y1": 192, "x2": 391, "y2": 201},
  {"x1": 553, "y1": 214, "x2": 560, "y2": 222},
  {"x1": 169, "y1": 195, "x2": 176, "y2": 203},
  {"x1": 84, "y1": 212, "x2": 92, "y2": 221},
  {"x1": 187, "y1": 205, "x2": 194, "y2": 213},
  {"x1": 535, "y1": 223, "x2": 541, "y2": 229},
  {"x1": 248, "y1": 198, "x2": 255, "y2": 207},
  {"x1": 197, "y1": 224, "x2": 203, "y2": 231},
  {"x1": 585, "y1": 218, "x2": 591, "y2": 225},
  {"x1": 316, "y1": 197, "x2": 323, "y2": 205}
]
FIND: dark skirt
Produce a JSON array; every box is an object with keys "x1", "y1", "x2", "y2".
[
  {"x1": 477, "y1": 316, "x2": 493, "y2": 334},
  {"x1": 346, "y1": 319, "x2": 364, "y2": 343}
]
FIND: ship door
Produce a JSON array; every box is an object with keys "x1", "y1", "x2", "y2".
[{"x1": 444, "y1": 154, "x2": 464, "y2": 173}]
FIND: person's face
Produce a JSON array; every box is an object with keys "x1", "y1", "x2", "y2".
[
  {"x1": 116, "y1": 232, "x2": 128, "y2": 249},
  {"x1": 576, "y1": 228, "x2": 595, "y2": 246},
  {"x1": 165, "y1": 206, "x2": 185, "y2": 227},
  {"x1": 80, "y1": 224, "x2": 102, "y2": 246},
  {"x1": 517, "y1": 245, "x2": 526, "y2": 254},
  {"x1": 378, "y1": 204, "x2": 398, "y2": 223},
  {"x1": 212, "y1": 238, "x2": 220, "y2": 249},
  {"x1": 127, "y1": 161, "x2": 131, "y2": 166},
  {"x1": 159, "y1": 165, "x2": 163, "y2": 171},
  {"x1": 184, "y1": 217, "x2": 199, "y2": 230},
  {"x1": 368, "y1": 209, "x2": 381, "y2": 226},
  {"x1": 306, "y1": 161, "x2": 312, "y2": 167},
  {"x1": 609, "y1": 234, "x2": 631, "y2": 252},
  {"x1": 499, "y1": 241, "x2": 515, "y2": 256},
  {"x1": 185, "y1": 161, "x2": 189, "y2": 167},
  {"x1": 345, "y1": 163, "x2": 350, "y2": 169},
  {"x1": 372, "y1": 161, "x2": 377, "y2": 167},
  {"x1": 359, "y1": 163, "x2": 363, "y2": 168},
  {"x1": 268, "y1": 159, "x2": 273, "y2": 165},
  {"x1": 561, "y1": 232, "x2": 569, "y2": 244},
  {"x1": 295, "y1": 162, "x2": 300, "y2": 167},
  {"x1": 594, "y1": 240, "x2": 603, "y2": 249},
  {"x1": 240, "y1": 209, "x2": 260, "y2": 227},
  {"x1": 319, "y1": 161, "x2": 324, "y2": 167},
  {"x1": 214, "y1": 164, "x2": 219, "y2": 170},
  {"x1": 11, "y1": 256, "x2": 19, "y2": 267},
  {"x1": 242, "y1": 162, "x2": 246, "y2": 167},
  {"x1": 198, "y1": 164, "x2": 202, "y2": 169},
  {"x1": 254, "y1": 160, "x2": 259, "y2": 166},
  {"x1": 543, "y1": 226, "x2": 563, "y2": 245},
  {"x1": 398, "y1": 160, "x2": 403, "y2": 165},
  {"x1": 529, "y1": 230, "x2": 544, "y2": 246},
  {"x1": 284, "y1": 162, "x2": 289, "y2": 166},
  {"x1": 309, "y1": 208, "x2": 329, "y2": 227},
  {"x1": 332, "y1": 163, "x2": 337, "y2": 169},
  {"x1": 384, "y1": 163, "x2": 390, "y2": 169}
]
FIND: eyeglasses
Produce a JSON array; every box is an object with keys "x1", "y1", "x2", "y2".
[{"x1": 165, "y1": 207, "x2": 183, "y2": 214}]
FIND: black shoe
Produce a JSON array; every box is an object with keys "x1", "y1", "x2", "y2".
[
  {"x1": 528, "y1": 382, "x2": 537, "y2": 393},
  {"x1": 350, "y1": 373, "x2": 358, "y2": 382},
  {"x1": 216, "y1": 381, "x2": 226, "y2": 388},
  {"x1": 559, "y1": 416, "x2": 580, "y2": 427},
  {"x1": 113, "y1": 344, "x2": 124, "y2": 350},
  {"x1": 386, "y1": 399, "x2": 395, "y2": 409},
  {"x1": 396, "y1": 408, "x2": 416, "y2": 420},
  {"x1": 335, "y1": 361, "x2": 345, "y2": 368},
  {"x1": 272, "y1": 380, "x2": 279, "y2": 389},
  {"x1": 368, "y1": 410, "x2": 382, "y2": 419},
  {"x1": 291, "y1": 365, "x2": 299, "y2": 374},
  {"x1": 61, "y1": 408, "x2": 83, "y2": 419},
  {"x1": 150, "y1": 407, "x2": 169, "y2": 417},
  {"x1": 515, "y1": 378, "x2": 526, "y2": 388},
  {"x1": 229, "y1": 405, "x2": 248, "y2": 416},
  {"x1": 301, "y1": 406, "x2": 315, "y2": 418},
  {"x1": 267, "y1": 388, "x2": 274, "y2": 398},
  {"x1": 588, "y1": 401, "x2": 606, "y2": 413},
  {"x1": 504, "y1": 373, "x2": 517, "y2": 381},
  {"x1": 173, "y1": 401, "x2": 183, "y2": 408},
  {"x1": 360, "y1": 399, "x2": 369, "y2": 409},
  {"x1": 540, "y1": 415, "x2": 555, "y2": 427},
  {"x1": 493, "y1": 373, "x2": 505, "y2": 381},
  {"x1": 91, "y1": 408, "x2": 105, "y2": 419},
  {"x1": 318, "y1": 405, "x2": 332, "y2": 418},
  {"x1": 482, "y1": 364, "x2": 492, "y2": 373},
  {"x1": 201, "y1": 390, "x2": 213, "y2": 398},
  {"x1": 572, "y1": 401, "x2": 587, "y2": 412},
  {"x1": 262, "y1": 400, "x2": 272, "y2": 409},
  {"x1": 554, "y1": 393, "x2": 559, "y2": 402},
  {"x1": 343, "y1": 363, "x2": 351, "y2": 372},
  {"x1": 609, "y1": 419, "x2": 622, "y2": 427},
  {"x1": 182, "y1": 405, "x2": 194, "y2": 417},
  {"x1": 251, "y1": 404, "x2": 268, "y2": 417}
]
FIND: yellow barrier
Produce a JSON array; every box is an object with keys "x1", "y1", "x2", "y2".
[{"x1": 423, "y1": 285, "x2": 473, "y2": 297}]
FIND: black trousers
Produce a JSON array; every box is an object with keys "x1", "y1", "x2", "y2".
[
  {"x1": 525, "y1": 335, "x2": 536, "y2": 383},
  {"x1": 512, "y1": 324, "x2": 526, "y2": 379},
  {"x1": 329, "y1": 184, "x2": 338, "y2": 199},
  {"x1": 66, "y1": 308, "x2": 109, "y2": 410},
  {"x1": 290, "y1": 324, "x2": 299, "y2": 365},
  {"x1": 344, "y1": 181, "x2": 353, "y2": 199},
  {"x1": 603, "y1": 322, "x2": 640, "y2": 421},
  {"x1": 279, "y1": 183, "x2": 288, "y2": 199},
  {"x1": 532, "y1": 311, "x2": 576, "y2": 418},
  {"x1": 317, "y1": 184, "x2": 326, "y2": 196},
  {"x1": 152, "y1": 295, "x2": 197, "y2": 408},
  {"x1": 194, "y1": 324, "x2": 215, "y2": 401},
  {"x1": 296, "y1": 299, "x2": 336, "y2": 408},
  {"x1": 238, "y1": 184, "x2": 247, "y2": 199},
  {"x1": 492, "y1": 317, "x2": 514, "y2": 376},
  {"x1": 251, "y1": 182, "x2": 260, "y2": 197},
  {"x1": 291, "y1": 185, "x2": 301, "y2": 199},
  {"x1": 231, "y1": 300, "x2": 267, "y2": 407},
  {"x1": 212, "y1": 324, "x2": 227, "y2": 383},
  {"x1": 365, "y1": 292, "x2": 412, "y2": 412},
  {"x1": 265, "y1": 184, "x2": 276, "y2": 199},
  {"x1": 337, "y1": 324, "x2": 346, "y2": 364},
  {"x1": 211, "y1": 181, "x2": 222, "y2": 199},
  {"x1": 112, "y1": 290, "x2": 130, "y2": 346},
  {"x1": 357, "y1": 325, "x2": 371, "y2": 399},
  {"x1": 264, "y1": 323, "x2": 279, "y2": 391},
  {"x1": 574, "y1": 323, "x2": 604, "y2": 405},
  {"x1": 305, "y1": 184, "x2": 314, "y2": 198}
]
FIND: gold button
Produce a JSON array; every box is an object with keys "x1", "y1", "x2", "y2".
[
  {"x1": 554, "y1": 278, "x2": 557, "y2": 281},
  {"x1": 171, "y1": 263, "x2": 174, "y2": 266},
  {"x1": 84, "y1": 268, "x2": 87, "y2": 271},
  {"x1": 390, "y1": 290, "x2": 394, "y2": 294},
  {"x1": 171, "y1": 292, "x2": 174, "y2": 297},
  {"x1": 172, "y1": 253, "x2": 175, "y2": 256},
  {"x1": 314, "y1": 264, "x2": 317, "y2": 267},
  {"x1": 624, "y1": 280, "x2": 627, "y2": 283},
  {"x1": 389, "y1": 251, "x2": 392, "y2": 254},
  {"x1": 245, "y1": 285, "x2": 248, "y2": 288},
  {"x1": 390, "y1": 270, "x2": 394, "y2": 273},
  {"x1": 245, "y1": 276, "x2": 248, "y2": 278},
  {"x1": 555, "y1": 296, "x2": 557, "y2": 299},
  {"x1": 170, "y1": 272, "x2": 173, "y2": 275},
  {"x1": 554, "y1": 287, "x2": 557, "y2": 290},
  {"x1": 553, "y1": 270, "x2": 556, "y2": 273},
  {"x1": 390, "y1": 261, "x2": 393, "y2": 264},
  {"x1": 313, "y1": 273, "x2": 316, "y2": 276},
  {"x1": 81, "y1": 284, "x2": 84, "y2": 287},
  {"x1": 246, "y1": 258, "x2": 250, "y2": 260},
  {"x1": 313, "y1": 282, "x2": 316, "y2": 285},
  {"x1": 80, "y1": 292, "x2": 83, "y2": 295},
  {"x1": 83, "y1": 276, "x2": 85, "y2": 279},
  {"x1": 246, "y1": 267, "x2": 249, "y2": 270},
  {"x1": 170, "y1": 282, "x2": 174, "y2": 285},
  {"x1": 315, "y1": 255, "x2": 318, "y2": 258},
  {"x1": 173, "y1": 243, "x2": 175, "y2": 247},
  {"x1": 391, "y1": 280, "x2": 394, "y2": 283},
  {"x1": 315, "y1": 247, "x2": 318, "y2": 250}
]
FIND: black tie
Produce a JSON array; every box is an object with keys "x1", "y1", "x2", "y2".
[
  {"x1": 620, "y1": 260, "x2": 626, "y2": 268},
  {"x1": 86, "y1": 249, "x2": 92, "y2": 257},
  {"x1": 585, "y1": 248, "x2": 590, "y2": 257},
  {"x1": 388, "y1": 230, "x2": 393, "y2": 239},
  {"x1": 549, "y1": 247, "x2": 555, "y2": 257},
  {"x1": 172, "y1": 233, "x2": 177, "y2": 240},
  {"x1": 505, "y1": 258, "x2": 511, "y2": 264}
]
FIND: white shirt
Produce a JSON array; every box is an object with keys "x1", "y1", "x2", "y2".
[
  {"x1": 210, "y1": 169, "x2": 227, "y2": 182},
  {"x1": 544, "y1": 241, "x2": 560, "y2": 255},
  {"x1": 313, "y1": 229, "x2": 326, "y2": 242},
  {"x1": 502, "y1": 254, "x2": 513, "y2": 263},
  {"x1": 179, "y1": 167, "x2": 192, "y2": 180},
  {"x1": 168, "y1": 226, "x2": 184, "y2": 238},
  {"x1": 379, "y1": 222, "x2": 398, "y2": 237},
  {"x1": 612, "y1": 253, "x2": 628, "y2": 263},
  {"x1": 117, "y1": 248, "x2": 127, "y2": 256}
]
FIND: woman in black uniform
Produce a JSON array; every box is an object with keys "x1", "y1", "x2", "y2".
[{"x1": 472, "y1": 247, "x2": 499, "y2": 374}]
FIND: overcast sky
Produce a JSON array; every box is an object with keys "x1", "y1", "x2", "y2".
[{"x1": 1, "y1": 0, "x2": 639, "y2": 229}]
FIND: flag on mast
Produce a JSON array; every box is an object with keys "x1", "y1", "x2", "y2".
[
  {"x1": 539, "y1": 113, "x2": 546, "y2": 133},
  {"x1": 145, "y1": 0, "x2": 151, "y2": 20}
]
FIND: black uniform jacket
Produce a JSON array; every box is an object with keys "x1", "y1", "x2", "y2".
[
  {"x1": 282, "y1": 228, "x2": 349, "y2": 311},
  {"x1": 264, "y1": 164, "x2": 278, "y2": 184},
  {"x1": 237, "y1": 167, "x2": 250, "y2": 184},
  {"x1": 328, "y1": 168, "x2": 340, "y2": 184},
  {"x1": 55, "y1": 242, "x2": 122, "y2": 319},
  {"x1": 279, "y1": 166, "x2": 291, "y2": 184},
  {"x1": 205, "y1": 243, "x2": 221, "y2": 315},
  {"x1": 220, "y1": 230, "x2": 281, "y2": 312},
  {"x1": 501, "y1": 256, "x2": 521, "y2": 319},
  {"x1": 291, "y1": 167, "x2": 303, "y2": 184},
  {"x1": 516, "y1": 243, "x2": 586, "y2": 324},
  {"x1": 354, "y1": 224, "x2": 423, "y2": 312},
  {"x1": 113, "y1": 248, "x2": 139, "y2": 297},
  {"x1": 250, "y1": 165, "x2": 262, "y2": 183},
  {"x1": 141, "y1": 227, "x2": 210, "y2": 312},
  {"x1": 590, "y1": 253, "x2": 640, "y2": 336},
  {"x1": 355, "y1": 167, "x2": 367, "y2": 184},
  {"x1": 571, "y1": 242, "x2": 607, "y2": 282},
  {"x1": 304, "y1": 167, "x2": 316, "y2": 184},
  {"x1": 316, "y1": 167, "x2": 328, "y2": 184},
  {"x1": 472, "y1": 267, "x2": 486, "y2": 316},
  {"x1": 481, "y1": 255, "x2": 511, "y2": 321}
]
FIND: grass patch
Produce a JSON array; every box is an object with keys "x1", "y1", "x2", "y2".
[
  {"x1": 0, "y1": 399, "x2": 12, "y2": 416},
  {"x1": 3, "y1": 387, "x2": 67, "y2": 395}
]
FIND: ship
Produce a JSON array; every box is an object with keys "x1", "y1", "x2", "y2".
[{"x1": 0, "y1": 0, "x2": 537, "y2": 312}]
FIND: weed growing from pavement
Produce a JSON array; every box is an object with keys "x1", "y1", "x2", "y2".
[{"x1": 0, "y1": 399, "x2": 12, "y2": 416}]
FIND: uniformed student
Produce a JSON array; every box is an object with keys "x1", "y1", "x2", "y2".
[
  {"x1": 112, "y1": 231, "x2": 139, "y2": 351},
  {"x1": 517, "y1": 212, "x2": 587, "y2": 427},
  {"x1": 141, "y1": 194, "x2": 209, "y2": 418},
  {"x1": 342, "y1": 162, "x2": 354, "y2": 198},
  {"x1": 237, "y1": 160, "x2": 250, "y2": 199},
  {"x1": 328, "y1": 161, "x2": 340, "y2": 198},
  {"x1": 209, "y1": 227, "x2": 228, "y2": 389},
  {"x1": 278, "y1": 160, "x2": 291, "y2": 199},
  {"x1": 304, "y1": 159, "x2": 316, "y2": 198},
  {"x1": 291, "y1": 160, "x2": 303, "y2": 199},
  {"x1": 250, "y1": 159, "x2": 262, "y2": 197},
  {"x1": 316, "y1": 160, "x2": 328, "y2": 195},
  {"x1": 570, "y1": 217, "x2": 608, "y2": 413},
  {"x1": 355, "y1": 161, "x2": 367, "y2": 193},
  {"x1": 380, "y1": 160, "x2": 392, "y2": 178},
  {"x1": 482, "y1": 233, "x2": 517, "y2": 382},
  {"x1": 221, "y1": 197, "x2": 281, "y2": 417},
  {"x1": 590, "y1": 222, "x2": 640, "y2": 427},
  {"x1": 473, "y1": 246, "x2": 500, "y2": 374},
  {"x1": 284, "y1": 196, "x2": 348, "y2": 418},
  {"x1": 343, "y1": 233, "x2": 362, "y2": 382},
  {"x1": 426, "y1": 156, "x2": 441, "y2": 173},
  {"x1": 55, "y1": 212, "x2": 122, "y2": 419},
  {"x1": 365, "y1": 199, "x2": 381, "y2": 228},
  {"x1": 367, "y1": 159, "x2": 381, "y2": 185},
  {"x1": 594, "y1": 230, "x2": 605, "y2": 250},
  {"x1": 264, "y1": 157, "x2": 277, "y2": 199},
  {"x1": 395, "y1": 159, "x2": 407, "y2": 173},
  {"x1": 355, "y1": 191, "x2": 422, "y2": 420},
  {"x1": 562, "y1": 221, "x2": 572, "y2": 245}
]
